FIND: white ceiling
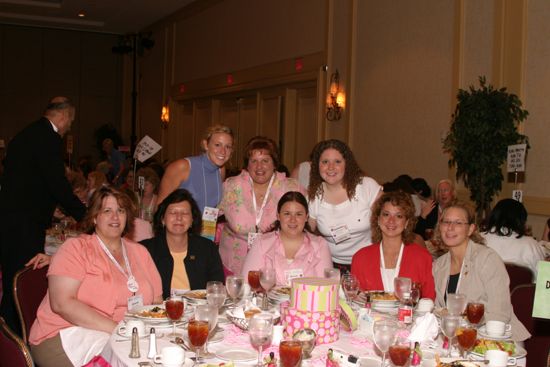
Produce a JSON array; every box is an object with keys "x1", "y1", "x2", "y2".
[{"x1": 0, "y1": 0, "x2": 194, "y2": 34}]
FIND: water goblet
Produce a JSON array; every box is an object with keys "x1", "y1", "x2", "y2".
[
  {"x1": 260, "y1": 268, "x2": 276, "y2": 310},
  {"x1": 341, "y1": 273, "x2": 359, "y2": 303},
  {"x1": 206, "y1": 281, "x2": 227, "y2": 312},
  {"x1": 226, "y1": 275, "x2": 244, "y2": 304},
  {"x1": 447, "y1": 293, "x2": 467, "y2": 316},
  {"x1": 188, "y1": 319, "x2": 209, "y2": 365},
  {"x1": 440, "y1": 315, "x2": 460, "y2": 357},
  {"x1": 165, "y1": 295, "x2": 184, "y2": 338},
  {"x1": 373, "y1": 319, "x2": 398, "y2": 367},
  {"x1": 248, "y1": 313, "x2": 274, "y2": 367},
  {"x1": 195, "y1": 304, "x2": 218, "y2": 355},
  {"x1": 394, "y1": 277, "x2": 412, "y2": 302}
]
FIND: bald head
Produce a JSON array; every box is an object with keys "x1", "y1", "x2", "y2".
[{"x1": 44, "y1": 96, "x2": 75, "y2": 137}]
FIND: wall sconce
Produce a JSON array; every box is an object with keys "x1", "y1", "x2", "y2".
[
  {"x1": 161, "y1": 104, "x2": 170, "y2": 128},
  {"x1": 326, "y1": 69, "x2": 345, "y2": 121}
]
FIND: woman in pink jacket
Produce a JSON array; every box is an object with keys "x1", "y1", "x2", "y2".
[{"x1": 241, "y1": 191, "x2": 332, "y2": 286}]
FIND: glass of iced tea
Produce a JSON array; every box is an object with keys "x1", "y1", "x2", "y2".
[
  {"x1": 279, "y1": 340, "x2": 303, "y2": 367},
  {"x1": 466, "y1": 302, "x2": 484, "y2": 325},
  {"x1": 248, "y1": 270, "x2": 262, "y2": 297},
  {"x1": 188, "y1": 320, "x2": 209, "y2": 364},
  {"x1": 388, "y1": 339, "x2": 411, "y2": 366},
  {"x1": 456, "y1": 325, "x2": 477, "y2": 358},
  {"x1": 165, "y1": 295, "x2": 184, "y2": 337}
]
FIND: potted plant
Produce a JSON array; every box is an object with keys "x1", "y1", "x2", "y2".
[{"x1": 443, "y1": 76, "x2": 529, "y2": 221}]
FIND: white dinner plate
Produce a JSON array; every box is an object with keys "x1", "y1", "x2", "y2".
[
  {"x1": 116, "y1": 328, "x2": 151, "y2": 339},
  {"x1": 127, "y1": 305, "x2": 169, "y2": 323},
  {"x1": 215, "y1": 348, "x2": 257, "y2": 362},
  {"x1": 182, "y1": 289, "x2": 208, "y2": 304},
  {"x1": 477, "y1": 325, "x2": 512, "y2": 340},
  {"x1": 469, "y1": 344, "x2": 527, "y2": 359}
]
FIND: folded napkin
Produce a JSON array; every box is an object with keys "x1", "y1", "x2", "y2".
[
  {"x1": 59, "y1": 326, "x2": 110, "y2": 367},
  {"x1": 407, "y1": 312, "x2": 439, "y2": 343}
]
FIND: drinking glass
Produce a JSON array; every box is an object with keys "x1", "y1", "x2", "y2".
[
  {"x1": 456, "y1": 324, "x2": 477, "y2": 358},
  {"x1": 440, "y1": 315, "x2": 460, "y2": 357},
  {"x1": 226, "y1": 275, "x2": 244, "y2": 304},
  {"x1": 260, "y1": 268, "x2": 276, "y2": 310},
  {"x1": 195, "y1": 304, "x2": 218, "y2": 355},
  {"x1": 279, "y1": 340, "x2": 303, "y2": 367},
  {"x1": 388, "y1": 338, "x2": 411, "y2": 366},
  {"x1": 373, "y1": 319, "x2": 398, "y2": 367},
  {"x1": 393, "y1": 277, "x2": 412, "y2": 302},
  {"x1": 188, "y1": 320, "x2": 209, "y2": 365},
  {"x1": 248, "y1": 270, "x2": 262, "y2": 298},
  {"x1": 447, "y1": 293, "x2": 467, "y2": 316},
  {"x1": 249, "y1": 313, "x2": 274, "y2": 367},
  {"x1": 324, "y1": 267, "x2": 341, "y2": 281},
  {"x1": 206, "y1": 281, "x2": 227, "y2": 311},
  {"x1": 341, "y1": 273, "x2": 359, "y2": 303},
  {"x1": 466, "y1": 302, "x2": 485, "y2": 325},
  {"x1": 165, "y1": 295, "x2": 184, "y2": 337}
]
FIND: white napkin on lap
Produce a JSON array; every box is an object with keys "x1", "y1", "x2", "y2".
[
  {"x1": 407, "y1": 313, "x2": 439, "y2": 343},
  {"x1": 59, "y1": 326, "x2": 110, "y2": 366}
]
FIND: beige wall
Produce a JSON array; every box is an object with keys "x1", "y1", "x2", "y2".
[
  {"x1": 0, "y1": 25, "x2": 123, "y2": 163},
  {"x1": 136, "y1": 0, "x2": 550, "y2": 235}
]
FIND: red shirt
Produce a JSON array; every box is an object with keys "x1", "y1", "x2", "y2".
[{"x1": 351, "y1": 243, "x2": 436, "y2": 300}]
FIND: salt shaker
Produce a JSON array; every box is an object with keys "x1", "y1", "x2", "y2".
[
  {"x1": 147, "y1": 327, "x2": 157, "y2": 359},
  {"x1": 129, "y1": 327, "x2": 141, "y2": 358}
]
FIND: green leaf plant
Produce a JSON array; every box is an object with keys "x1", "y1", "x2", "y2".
[{"x1": 443, "y1": 76, "x2": 529, "y2": 222}]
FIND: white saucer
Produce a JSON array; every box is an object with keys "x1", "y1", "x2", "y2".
[
  {"x1": 478, "y1": 325, "x2": 512, "y2": 340},
  {"x1": 116, "y1": 329, "x2": 150, "y2": 339}
]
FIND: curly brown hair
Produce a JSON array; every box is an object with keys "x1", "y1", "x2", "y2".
[
  {"x1": 370, "y1": 191, "x2": 417, "y2": 243},
  {"x1": 433, "y1": 200, "x2": 485, "y2": 246},
  {"x1": 81, "y1": 186, "x2": 136, "y2": 236},
  {"x1": 307, "y1": 139, "x2": 364, "y2": 201}
]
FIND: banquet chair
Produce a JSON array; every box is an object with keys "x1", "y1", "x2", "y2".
[
  {"x1": 13, "y1": 265, "x2": 49, "y2": 345},
  {"x1": 0, "y1": 316, "x2": 34, "y2": 367},
  {"x1": 505, "y1": 263, "x2": 533, "y2": 292}
]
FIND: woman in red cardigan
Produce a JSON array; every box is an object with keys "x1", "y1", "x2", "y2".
[{"x1": 351, "y1": 190, "x2": 435, "y2": 300}]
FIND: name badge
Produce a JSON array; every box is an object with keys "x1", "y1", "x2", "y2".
[
  {"x1": 127, "y1": 294, "x2": 143, "y2": 311},
  {"x1": 247, "y1": 232, "x2": 261, "y2": 249},
  {"x1": 201, "y1": 207, "x2": 219, "y2": 241},
  {"x1": 330, "y1": 224, "x2": 351, "y2": 244},
  {"x1": 284, "y1": 268, "x2": 304, "y2": 285}
]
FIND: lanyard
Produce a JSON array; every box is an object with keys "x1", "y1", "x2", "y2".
[
  {"x1": 251, "y1": 174, "x2": 275, "y2": 229},
  {"x1": 201, "y1": 154, "x2": 220, "y2": 209},
  {"x1": 96, "y1": 234, "x2": 139, "y2": 293},
  {"x1": 379, "y1": 242, "x2": 404, "y2": 291}
]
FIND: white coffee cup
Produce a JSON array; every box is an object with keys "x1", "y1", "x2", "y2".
[
  {"x1": 417, "y1": 298, "x2": 434, "y2": 312},
  {"x1": 485, "y1": 320, "x2": 512, "y2": 336},
  {"x1": 117, "y1": 320, "x2": 145, "y2": 337},
  {"x1": 154, "y1": 346, "x2": 185, "y2": 367},
  {"x1": 485, "y1": 349, "x2": 516, "y2": 367}
]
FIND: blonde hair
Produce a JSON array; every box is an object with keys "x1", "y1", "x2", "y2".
[
  {"x1": 203, "y1": 124, "x2": 234, "y2": 142},
  {"x1": 433, "y1": 200, "x2": 485, "y2": 245}
]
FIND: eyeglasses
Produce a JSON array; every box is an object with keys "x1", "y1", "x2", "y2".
[{"x1": 440, "y1": 219, "x2": 470, "y2": 227}]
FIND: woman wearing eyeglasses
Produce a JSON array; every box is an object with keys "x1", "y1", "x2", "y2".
[{"x1": 432, "y1": 201, "x2": 530, "y2": 342}]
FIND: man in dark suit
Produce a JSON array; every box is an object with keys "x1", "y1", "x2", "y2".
[{"x1": 0, "y1": 97, "x2": 87, "y2": 334}]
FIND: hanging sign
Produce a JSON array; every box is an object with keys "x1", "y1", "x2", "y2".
[
  {"x1": 506, "y1": 144, "x2": 527, "y2": 172},
  {"x1": 133, "y1": 135, "x2": 162, "y2": 163}
]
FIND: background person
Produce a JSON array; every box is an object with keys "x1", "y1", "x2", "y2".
[
  {"x1": 307, "y1": 139, "x2": 382, "y2": 273},
  {"x1": 432, "y1": 201, "x2": 530, "y2": 342},
  {"x1": 136, "y1": 166, "x2": 160, "y2": 222},
  {"x1": 0, "y1": 97, "x2": 87, "y2": 334},
  {"x1": 141, "y1": 189, "x2": 224, "y2": 298},
  {"x1": 414, "y1": 178, "x2": 456, "y2": 239},
  {"x1": 351, "y1": 191, "x2": 435, "y2": 299},
  {"x1": 29, "y1": 186, "x2": 162, "y2": 366},
  {"x1": 241, "y1": 191, "x2": 332, "y2": 286},
  {"x1": 219, "y1": 136, "x2": 303, "y2": 275}
]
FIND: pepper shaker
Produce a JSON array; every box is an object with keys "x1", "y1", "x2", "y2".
[
  {"x1": 129, "y1": 327, "x2": 141, "y2": 358},
  {"x1": 147, "y1": 327, "x2": 157, "y2": 359}
]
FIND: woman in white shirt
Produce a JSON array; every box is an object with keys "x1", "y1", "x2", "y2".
[
  {"x1": 481, "y1": 198, "x2": 546, "y2": 281},
  {"x1": 307, "y1": 139, "x2": 382, "y2": 272}
]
